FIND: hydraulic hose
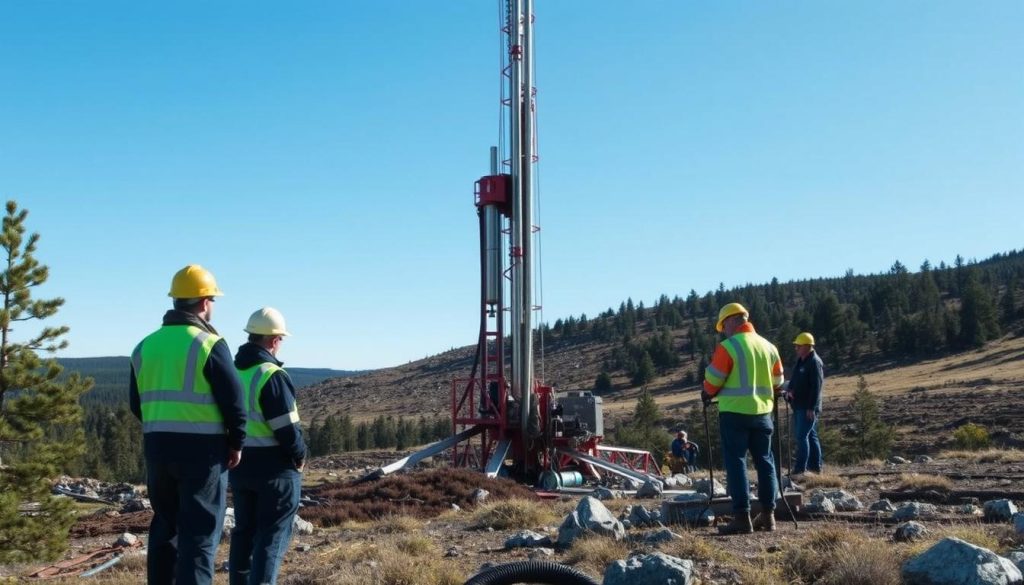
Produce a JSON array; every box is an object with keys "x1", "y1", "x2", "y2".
[{"x1": 463, "y1": 560, "x2": 599, "y2": 585}]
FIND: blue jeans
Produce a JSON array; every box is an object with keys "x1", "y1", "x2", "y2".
[
  {"x1": 228, "y1": 469, "x2": 301, "y2": 585},
  {"x1": 792, "y1": 409, "x2": 822, "y2": 474},
  {"x1": 146, "y1": 458, "x2": 227, "y2": 585},
  {"x1": 719, "y1": 412, "x2": 778, "y2": 513}
]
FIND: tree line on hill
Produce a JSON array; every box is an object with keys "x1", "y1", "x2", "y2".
[{"x1": 540, "y1": 250, "x2": 1023, "y2": 391}]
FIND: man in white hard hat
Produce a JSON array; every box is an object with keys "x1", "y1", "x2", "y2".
[
  {"x1": 228, "y1": 307, "x2": 306, "y2": 585},
  {"x1": 130, "y1": 265, "x2": 247, "y2": 585},
  {"x1": 785, "y1": 332, "x2": 824, "y2": 476}
]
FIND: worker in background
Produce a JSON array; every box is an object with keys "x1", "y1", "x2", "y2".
[
  {"x1": 702, "y1": 302, "x2": 784, "y2": 535},
  {"x1": 229, "y1": 307, "x2": 306, "y2": 585},
  {"x1": 786, "y1": 332, "x2": 824, "y2": 477},
  {"x1": 130, "y1": 265, "x2": 246, "y2": 585},
  {"x1": 670, "y1": 430, "x2": 700, "y2": 472}
]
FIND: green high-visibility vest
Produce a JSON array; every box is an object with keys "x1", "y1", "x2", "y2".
[
  {"x1": 132, "y1": 326, "x2": 225, "y2": 435},
  {"x1": 237, "y1": 362, "x2": 300, "y2": 447},
  {"x1": 712, "y1": 332, "x2": 782, "y2": 415}
]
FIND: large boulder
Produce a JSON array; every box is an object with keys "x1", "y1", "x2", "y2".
[
  {"x1": 1007, "y1": 552, "x2": 1024, "y2": 574},
  {"x1": 604, "y1": 552, "x2": 695, "y2": 585},
  {"x1": 983, "y1": 499, "x2": 1019, "y2": 523},
  {"x1": 902, "y1": 537, "x2": 1022, "y2": 585},
  {"x1": 556, "y1": 496, "x2": 626, "y2": 547}
]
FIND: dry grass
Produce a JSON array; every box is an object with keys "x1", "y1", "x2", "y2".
[
  {"x1": 905, "y1": 524, "x2": 1004, "y2": 558},
  {"x1": 896, "y1": 473, "x2": 953, "y2": 492},
  {"x1": 663, "y1": 535, "x2": 731, "y2": 564},
  {"x1": 564, "y1": 535, "x2": 630, "y2": 575},
  {"x1": 469, "y1": 497, "x2": 558, "y2": 530},
  {"x1": 280, "y1": 554, "x2": 464, "y2": 585},
  {"x1": 938, "y1": 448, "x2": 1024, "y2": 463},
  {"x1": 732, "y1": 559, "x2": 786, "y2": 585},
  {"x1": 375, "y1": 513, "x2": 425, "y2": 534},
  {"x1": 817, "y1": 540, "x2": 902, "y2": 585},
  {"x1": 799, "y1": 472, "x2": 847, "y2": 489}
]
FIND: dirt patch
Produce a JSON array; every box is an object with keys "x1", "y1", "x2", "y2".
[
  {"x1": 302, "y1": 468, "x2": 538, "y2": 525},
  {"x1": 72, "y1": 510, "x2": 152, "y2": 538}
]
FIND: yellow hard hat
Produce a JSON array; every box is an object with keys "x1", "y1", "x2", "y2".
[
  {"x1": 716, "y1": 302, "x2": 748, "y2": 332},
  {"x1": 168, "y1": 265, "x2": 223, "y2": 298},
  {"x1": 793, "y1": 332, "x2": 815, "y2": 346},
  {"x1": 245, "y1": 307, "x2": 290, "y2": 336}
]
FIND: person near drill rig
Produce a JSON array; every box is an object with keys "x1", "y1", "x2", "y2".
[{"x1": 702, "y1": 302, "x2": 784, "y2": 535}]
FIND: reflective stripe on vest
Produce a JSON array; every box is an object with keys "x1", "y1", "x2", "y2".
[
  {"x1": 134, "y1": 326, "x2": 225, "y2": 435},
  {"x1": 238, "y1": 362, "x2": 300, "y2": 448},
  {"x1": 714, "y1": 332, "x2": 780, "y2": 415}
]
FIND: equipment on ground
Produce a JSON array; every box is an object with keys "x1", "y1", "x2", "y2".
[
  {"x1": 370, "y1": 0, "x2": 659, "y2": 490},
  {"x1": 168, "y1": 264, "x2": 223, "y2": 298}
]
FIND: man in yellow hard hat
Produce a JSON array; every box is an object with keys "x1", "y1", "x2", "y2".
[
  {"x1": 129, "y1": 265, "x2": 247, "y2": 585},
  {"x1": 229, "y1": 307, "x2": 306, "y2": 585},
  {"x1": 785, "y1": 332, "x2": 824, "y2": 477},
  {"x1": 702, "y1": 302, "x2": 784, "y2": 535}
]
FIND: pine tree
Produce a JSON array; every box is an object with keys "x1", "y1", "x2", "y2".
[
  {"x1": 959, "y1": 272, "x2": 1000, "y2": 347},
  {"x1": 593, "y1": 372, "x2": 612, "y2": 394},
  {"x1": 631, "y1": 351, "x2": 655, "y2": 387},
  {"x1": 0, "y1": 201, "x2": 92, "y2": 562}
]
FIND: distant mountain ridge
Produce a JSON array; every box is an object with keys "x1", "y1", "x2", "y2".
[{"x1": 57, "y1": 356, "x2": 365, "y2": 407}]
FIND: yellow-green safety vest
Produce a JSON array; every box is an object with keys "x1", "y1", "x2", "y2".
[
  {"x1": 132, "y1": 326, "x2": 225, "y2": 435},
  {"x1": 706, "y1": 332, "x2": 782, "y2": 415},
  {"x1": 237, "y1": 362, "x2": 300, "y2": 447}
]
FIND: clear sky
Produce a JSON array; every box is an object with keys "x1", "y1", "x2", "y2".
[{"x1": 1, "y1": 1, "x2": 1021, "y2": 370}]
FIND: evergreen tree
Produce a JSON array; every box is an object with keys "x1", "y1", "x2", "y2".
[
  {"x1": 0, "y1": 201, "x2": 92, "y2": 562},
  {"x1": 613, "y1": 389, "x2": 666, "y2": 463},
  {"x1": 959, "y1": 273, "x2": 1000, "y2": 347},
  {"x1": 593, "y1": 372, "x2": 612, "y2": 394},
  {"x1": 631, "y1": 351, "x2": 655, "y2": 386},
  {"x1": 1001, "y1": 276, "x2": 1018, "y2": 322}
]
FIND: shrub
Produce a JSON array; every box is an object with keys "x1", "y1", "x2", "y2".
[
  {"x1": 469, "y1": 497, "x2": 556, "y2": 530},
  {"x1": 952, "y1": 423, "x2": 991, "y2": 451}
]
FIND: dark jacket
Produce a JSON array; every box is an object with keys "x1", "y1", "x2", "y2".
[
  {"x1": 788, "y1": 350, "x2": 824, "y2": 412},
  {"x1": 129, "y1": 310, "x2": 247, "y2": 462},
  {"x1": 231, "y1": 342, "x2": 307, "y2": 476}
]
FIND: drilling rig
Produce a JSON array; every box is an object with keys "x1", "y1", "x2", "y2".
[{"x1": 372, "y1": 0, "x2": 661, "y2": 491}]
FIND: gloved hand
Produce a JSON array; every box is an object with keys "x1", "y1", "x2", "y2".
[{"x1": 700, "y1": 390, "x2": 713, "y2": 405}]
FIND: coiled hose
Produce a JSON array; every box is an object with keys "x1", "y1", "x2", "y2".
[{"x1": 463, "y1": 560, "x2": 599, "y2": 585}]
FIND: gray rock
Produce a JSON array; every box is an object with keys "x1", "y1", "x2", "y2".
[
  {"x1": 1006, "y1": 552, "x2": 1024, "y2": 574},
  {"x1": 604, "y1": 552, "x2": 695, "y2": 585},
  {"x1": 889, "y1": 456, "x2": 910, "y2": 464},
  {"x1": 121, "y1": 498, "x2": 151, "y2": 513},
  {"x1": 444, "y1": 546, "x2": 461, "y2": 558},
  {"x1": 472, "y1": 488, "x2": 490, "y2": 504},
  {"x1": 1014, "y1": 513, "x2": 1024, "y2": 535},
  {"x1": 223, "y1": 507, "x2": 235, "y2": 532},
  {"x1": 804, "y1": 493, "x2": 836, "y2": 514},
  {"x1": 642, "y1": 528, "x2": 681, "y2": 544},
  {"x1": 505, "y1": 530, "x2": 551, "y2": 549},
  {"x1": 296, "y1": 544, "x2": 311, "y2": 553},
  {"x1": 293, "y1": 516, "x2": 314, "y2": 536},
  {"x1": 960, "y1": 504, "x2": 985, "y2": 517},
  {"x1": 813, "y1": 489, "x2": 863, "y2": 511},
  {"x1": 621, "y1": 519, "x2": 633, "y2": 530},
  {"x1": 914, "y1": 455, "x2": 934, "y2": 463},
  {"x1": 627, "y1": 505, "x2": 656, "y2": 528},
  {"x1": 450, "y1": 503, "x2": 462, "y2": 512},
  {"x1": 528, "y1": 547, "x2": 554, "y2": 559},
  {"x1": 902, "y1": 537, "x2": 1022, "y2": 585},
  {"x1": 870, "y1": 499, "x2": 896, "y2": 512},
  {"x1": 594, "y1": 487, "x2": 621, "y2": 501},
  {"x1": 894, "y1": 521, "x2": 928, "y2": 542},
  {"x1": 637, "y1": 479, "x2": 664, "y2": 499},
  {"x1": 114, "y1": 532, "x2": 139, "y2": 547},
  {"x1": 893, "y1": 502, "x2": 939, "y2": 522},
  {"x1": 556, "y1": 496, "x2": 626, "y2": 547},
  {"x1": 692, "y1": 478, "x2": 726, "y2": 498},
  {"x1": 983, "y1": 499, "x2": 1018, "y2": 522}
]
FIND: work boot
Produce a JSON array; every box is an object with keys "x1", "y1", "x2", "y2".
[
  {"x1": 717, "y1": 511, "x2": 753, "y2": 535},
  {"x1": 753, "y1": 509, "x2": 776, "y2": 532}
]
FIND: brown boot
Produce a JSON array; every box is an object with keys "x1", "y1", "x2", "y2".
[
  {"x1": 717, "y1": 511, "x2": 753, "y2": 535},
  {"x1": 753, "y1": 509, "x2": 776, "y2": 532}
]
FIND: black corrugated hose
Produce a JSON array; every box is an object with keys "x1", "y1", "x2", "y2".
[{"x1": 463, "y1": 560, "x2": 600, "y2": 585}]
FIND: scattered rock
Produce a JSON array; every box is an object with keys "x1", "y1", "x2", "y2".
[
  {"x1": 444, "y1": 546, "x2": 461, "y2": 558},
  {"x1": 902, "y1": 537, "x2": 1022, "y2": 585},
  {"x1": 121, "y1": 498, "x2": 151, "y2": 513},
  {"x1": 505, "y1": 530, "x2": 551, "y2": 549},
  {"x1": 637, "y1": 479, "x2": 664, "y2": 499},
  {"x1": 114, "y1": 532, "x2": 139, "y2": 547},
  {"x1": 893, "y1": 502, "x2": 938, "y2": 522},
  {"x1": 894, "y1": 521, "x2": 928, "y2": 542},
  {"x1": 293, "y1": 516, "x2": 314, "y2": 536},
  {"x1": 812, "y1": 489, "x2": 863, "y2": 511},
  {"x1": 870, "y1": 499, "x2": 896, "y2": 512},
  {"x1": 889, "y1": 456, "x2": 910, "y2": 465},
  {"x1": 983, "y1": 499, "x2": 1018, "y2": 523},
  {"x1": 223, "y1": 507, "x2": 235, "y2": 533},
  {"x1": 604, "y1": 552, "x2": 695, "y2": 585},
  {"x1": 594, "y1": 487, "x2": 623, "y2": 501},
  {"x1": 1007, "y1": 551, "x2": 1024, "y2": 574},
  {"x1": 528, "y1": 547, "x2": 555, "y2": 559},
  {"x1": 450, "y1": 503, "x2": 462, "y2": 512},
  {"x1": 804, "y1": 493, "x2": 836, "y2": 514},
  {"x1": 295, "y1": 544, "x2": 311, "y2": 553},
  {"x1": 626, "y1": 505, "x2": 657, "y2": 528},
  {"x1": 959, "y1": 504, "x2": 985, "y2": 517},
  {"x1": 472, "y1": 488, "x2": 490, "y2": 504},
  {"x1": 556, "y1": 496, "x2": 626, "y2": 547},
  {"x1": 914, "y1": 455, "x2": 934, "y2": 463},
  {"x1": 641, "y1": 528, "x2": 681, "y2": 544},
  {"x1": 692, "y1": 478, "x2": 726, "y2": 498}
]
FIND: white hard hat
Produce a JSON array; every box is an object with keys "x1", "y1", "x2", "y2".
[{"x1": 245, "y1": 307, "x2": 290, "y2": 336}]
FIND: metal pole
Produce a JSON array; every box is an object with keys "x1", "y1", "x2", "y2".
[
  {"x1": 520, "y1": 0, "x2": 535, "y2": 438},
  {"x1": 774, "y1": 399, "x2": 798, "y2": 529},
  {"x1": 702, "y1": 401, "x2": 718, "y2": 527}
]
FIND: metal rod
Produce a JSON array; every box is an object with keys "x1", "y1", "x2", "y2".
[
  {"x1": 520, "y1": 0, "x2": 535, "y2": 441},
  {"x1": 774, "y1": 399, "x2": 799, "y2": 529}
]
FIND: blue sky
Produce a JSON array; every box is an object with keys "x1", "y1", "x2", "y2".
[{"x1": 1, "y1": 1, "x2": 1021, "y2": 370}]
